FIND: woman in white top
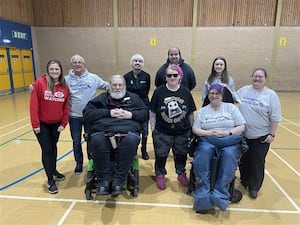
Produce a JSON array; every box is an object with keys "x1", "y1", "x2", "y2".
[
  {"x1": 235, "y1": 68, "x2": 281, "y2": 199},
  {"x1": 192, "y1": 84, "x2": 245, "y2": 213}
]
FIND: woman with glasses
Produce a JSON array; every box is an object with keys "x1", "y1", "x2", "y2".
[
  {"x1": 192, "y1": 84, "x2": 245, "y2": 213},
  {"x1": 235, "y1": 68, "x2": 281, "y2": 199},
  {"x1": 149, "y1": 64, "x2": 196, "y2": 190}
]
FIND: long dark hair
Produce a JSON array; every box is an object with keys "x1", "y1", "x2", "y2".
[
  {"x1": 207, "y1": 56, "x2": 229, "y2": 85},
  {"x1": 46, "y1": 59, "x2": 66, "y2": 91}
]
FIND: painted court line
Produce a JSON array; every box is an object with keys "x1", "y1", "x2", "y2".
[
  {"x1": 57, "y1": 201, "x2": 76, "y2": 225},
  {"x1": 0, "y1": 117, "x2": 30, "y2": 129},
  {"x1": 266, "y1": 169, "x2": 300, "y2": 211},
  {"x1": 0, "y1": 194, "x2": 299, "y2": 215},
  {"x1": 279, "y1": 118, "x2": 300, "y2": 138},
  {"x1": 0, "y1": 124, "x2": 30, "y2": 138},
  {"x1": 0, "y1": 149, "x2": 73, "y2": 191},
  {"x1": 282, "y1": 118, "x2": 300, "y2": 128},
  {"x1": 270, "y1": 149, "x2": 300, "y2": 177}
]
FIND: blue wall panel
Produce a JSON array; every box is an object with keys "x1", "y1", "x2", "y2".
[{"x1": 0, "y1": 18, "x2": 33, "y2": 49}]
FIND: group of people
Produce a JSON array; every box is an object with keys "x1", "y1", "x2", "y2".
[{"x1": 29, "y1": 47, "x2": 281, "y2": 214}]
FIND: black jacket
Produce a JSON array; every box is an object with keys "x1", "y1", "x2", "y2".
[
  {"x1": 155, "y1": 58, "x2": 196, "y2": 90},
  {"x1": 124, "y1": 70, "x2": 151, "y2": 106},
  {"x1": 83, "y1": 91, "x2": 148, "y2": 134}
]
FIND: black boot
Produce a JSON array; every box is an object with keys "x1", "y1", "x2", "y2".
[{"x1": 141, "y1": 133, "x2": 149, "y2": 160}]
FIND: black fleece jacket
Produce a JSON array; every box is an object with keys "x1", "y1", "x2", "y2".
[{"x1": 83, "y1": 91, "x2": 148, "y2": 134}]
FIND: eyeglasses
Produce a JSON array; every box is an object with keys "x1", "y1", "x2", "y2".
[
  {"x1": 209, "y1": 92, "x2": 220, "y2": 96},
  {"x1": 166, "y1": 73, "x2": 179, "y2": 78}
]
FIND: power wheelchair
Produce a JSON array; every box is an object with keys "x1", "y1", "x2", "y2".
[
  {"x1": 187, "y1": 86, "x2": 247, "y2": 204},
  {"x1": 83, "y1": 132, "x2": 140, "y2": 200},
  {"x1": 187, "y1": 135, "x2": 245, "y2": 203}
]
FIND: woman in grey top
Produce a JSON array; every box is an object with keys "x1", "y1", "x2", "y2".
[
  {"x1": 235, "y1": 68, "x2": 281, "y2": 199},
  {"x1": 202, "y1": 56, "x2": 235, "y2": 102}
]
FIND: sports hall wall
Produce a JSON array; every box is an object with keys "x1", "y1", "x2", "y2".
[
  {"x1": 1, "y1": 0, "x2": 299, "y2": 91},
  {"x1": 31, "y1": 26, "x2": 300, "y2": 91}
]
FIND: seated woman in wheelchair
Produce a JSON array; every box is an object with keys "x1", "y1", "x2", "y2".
[
  {"x1": 83, "y1": 75, "x2": 148, "y2": 196},
  {"x1": 192, "y1": 84, "x2": 245, "y2": 213}
]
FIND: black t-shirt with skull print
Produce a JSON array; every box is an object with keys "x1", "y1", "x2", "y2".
[{"x1": 150, "y1": 85, "x2": 196, "y2": 135}]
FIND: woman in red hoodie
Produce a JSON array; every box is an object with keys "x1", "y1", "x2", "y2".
[{"x1": 30, "y1": 59, "x2": 69, "y2": 194}]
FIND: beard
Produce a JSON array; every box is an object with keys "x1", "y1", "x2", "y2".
[{"x1": 108, "y1": 86, "x2": 126, "y2": 99}]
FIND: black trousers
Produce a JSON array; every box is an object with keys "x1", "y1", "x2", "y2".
[
  {"x1": 35, "y1": 122, "x2": 60, "y2": 182},
  {"x1": 239, "y1": 136, "x2": 270, "y2": 191},
  {"x1": 90, "y1": 132, "x2": 140, "y2": 185}
]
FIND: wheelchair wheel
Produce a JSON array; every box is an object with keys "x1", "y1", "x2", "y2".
[{"x1": 230, "y1": 188, "x2": 242, "y2": 203}]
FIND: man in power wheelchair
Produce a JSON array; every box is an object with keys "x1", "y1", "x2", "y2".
[
  {"x1": 82, "y1": 75, "x2": 148, "y2": 198},
  {"x1": 190, "y1": 84, "x2": 246, "y2": 213}
]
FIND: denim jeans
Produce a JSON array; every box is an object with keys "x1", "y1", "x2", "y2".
[
  {"x1": 192, "y1": 135, "x2": 242, "y2": 211},
  {"x1": 90, "y1": 132, "x2": 140, "y2": 185},
  {"x1": 69, "y1": 117, "x2": 87, "y2": 165}
]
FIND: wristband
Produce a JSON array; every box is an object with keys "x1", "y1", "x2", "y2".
[
  {"x1": 269, "y1": 133, "x2": 275, "y2": 137},
  {"x1": 229, "y1": 131, "x2": 232, "y2": 136}
]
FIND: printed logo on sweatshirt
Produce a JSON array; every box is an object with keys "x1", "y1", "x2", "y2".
[
  {"x1": 69, "y1": 82, "x2": 91, "y2": 90},
  {"x1": 241, "y1": 97, "x2": 265, "y2": 108},
  {"x1": 160, "y1": 96, "x2": 186, "y2": 123},
  {"x1": 44, "y1": 90, "x2": 65, "y2": 102}
]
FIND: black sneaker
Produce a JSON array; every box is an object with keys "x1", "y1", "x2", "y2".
[
  {"x1": 54, "y1": 171, "x2": 65, "y2": 181},
  {"x1": 141, "y1": 150, "x2": 149, "y2": 160},
  {"x1": 47, "y1": 181, "x2": 58, "y2": 194},
  {"x1": 74, "y1": 164, "x2": 83, "y2": 174}
]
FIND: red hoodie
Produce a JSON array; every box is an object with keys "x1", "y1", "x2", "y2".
[{"x1": 30, "y1": 75, "x2": 69, "y2": 129}]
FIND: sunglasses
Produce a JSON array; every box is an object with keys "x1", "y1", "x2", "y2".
[{"x1": 166, "y1": 73, "x2": 179, "y2": 78}]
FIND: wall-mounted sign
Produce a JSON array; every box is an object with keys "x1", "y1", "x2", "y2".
[
  {"x1": 279, "y1": 37, "x2": 287, "y2": 46},
  {"x1": 150, "y1": 37, "x2": 157, "y2": 46},
  {"x1": 12, "y1": 30, "x2": 28, "y2": 40}
]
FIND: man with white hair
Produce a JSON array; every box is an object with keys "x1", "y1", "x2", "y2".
[
  {"x1": 65, "y1": 54, "x2": 109, "y2": 174},
  {"x1": 83, "y1": 75, "x2": 148, "y2": 196},
  {"x1": 124, "y1": 54, "x2": 151, "y2": 160}
]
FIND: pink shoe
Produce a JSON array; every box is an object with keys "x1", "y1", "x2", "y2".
[
  {"x1": 156, "y1": 175, "x2": 166, "y2": 190},
  {"x1": 177, "y1": 173, "x2": 188, "y2": 187}
]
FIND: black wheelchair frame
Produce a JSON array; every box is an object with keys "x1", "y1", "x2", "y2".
[{"x1": 83, "y1": 133, "x2": 140, "y2": 200}]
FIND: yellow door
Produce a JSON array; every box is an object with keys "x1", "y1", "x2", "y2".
[
  {"x1": 0, "y1": 47, "x2": 11, "y2": 91},
  {"x1": 9, "y1": 48, "x2": 25, "y2": 89},
  {"x1": 21, "y1": 49, "x2": 35, "y2": 86}
]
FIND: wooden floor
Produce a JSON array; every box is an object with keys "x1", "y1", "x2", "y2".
[{"x1": 0, "y1": 91, "x2": 299, "y2": 225}]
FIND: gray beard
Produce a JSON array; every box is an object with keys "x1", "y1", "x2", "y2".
[{"x1": 109, "y1": 88, "x2": 126, "y2": 99}]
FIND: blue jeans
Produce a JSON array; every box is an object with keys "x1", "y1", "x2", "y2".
[
  {"x1": 69, "y1": 117, "x2": 90, "y2": 165},
  {"x1": 192, "y1": 135, "x2": 242, "y2": 211},
  {"x1": 90, "y1": 132, "x2": 140, "y2": 185}
]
